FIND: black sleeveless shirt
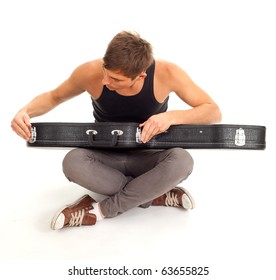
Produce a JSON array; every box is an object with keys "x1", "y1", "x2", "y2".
[{"x1": 92, "y1": 62, "x2": 169, "y2": 123}]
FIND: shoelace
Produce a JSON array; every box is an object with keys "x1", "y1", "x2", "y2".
[
  {"x1": 69, "y1": 209, "x2": 85, "y2": 227},
  {"x1": 165, "y1": 191, "x2": 180, "y2": 207}
]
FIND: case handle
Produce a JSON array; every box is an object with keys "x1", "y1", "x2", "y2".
[{"x1": 86, "y1": 129, "x2": 123, "y2": 147}]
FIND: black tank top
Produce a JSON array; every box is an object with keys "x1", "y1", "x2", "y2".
[{"x1": 92, "y1": 62, "x2": 169, "y2": 123}]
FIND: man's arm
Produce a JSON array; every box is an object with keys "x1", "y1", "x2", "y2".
[
  {"x1": 140, "y1": 61, "x2": 222, "y2": 143},
  {"x1": 11, "y1": 66, "x2": 87, "y2": 141},
  {"x1": 167, "y1": 62, "x2": 222, "y2": 124}
]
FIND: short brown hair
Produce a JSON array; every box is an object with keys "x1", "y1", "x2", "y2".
[{"x1": 103, "y1": 31, "x2": 154, "y2": 79}]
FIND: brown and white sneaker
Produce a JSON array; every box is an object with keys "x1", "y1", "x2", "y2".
[
  {"x1": 151, "y1": 187, "x2": 195, "y2": 210},
  {"x1": 51, "y1": 194, "x2": 97, "y2": 230}
]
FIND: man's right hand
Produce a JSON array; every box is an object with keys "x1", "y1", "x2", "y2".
[{"x1": 11, "y1": 111, "x2": 32, "y2": 141}]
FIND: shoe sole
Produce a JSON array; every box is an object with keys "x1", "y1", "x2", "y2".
[
  {"x1": 175, "y1": 186, "x2": 195, "y2": 209},
  {"x1": 50, "y1": 194, "x2": 91, "y2": 230}
]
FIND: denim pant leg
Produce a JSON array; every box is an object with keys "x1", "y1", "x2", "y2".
[
  {"x1": 100, "y1": 148, "x2": 194, "y2": 218},
  {"x1": 62, "y1": 147, "x2": 194, "y2": 218},
  {"x1": 62, "y1": 148, "x2": 131, "y2": 196}
]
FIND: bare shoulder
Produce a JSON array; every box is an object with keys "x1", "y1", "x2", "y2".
[
  {"x1": 69, "y1": 58, "x2": 103, "y2": 97},
  {"x1": 72, "y1": 58, "x2": 103, "y2": 80},
  {"x1": 155, "y1": 59, "x2": 188, "y2": 77},
  {"x1": 155, "y1": 59, "x2": 192, "y2": 91},
  {"x1": 155, "y1": 59, "x2": 176, "y2": 70}
]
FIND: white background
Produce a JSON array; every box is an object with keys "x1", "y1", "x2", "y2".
[{"x1": 1, "y1": 0, "x2": 275, "y2": 279}]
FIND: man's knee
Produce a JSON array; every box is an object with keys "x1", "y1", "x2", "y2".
[
  {"x1": 168, "y1": 147, "x2": 194, "y2": 175},
  {"x1": 62, "y1": 148, "x2": 87, "y2": 179}
]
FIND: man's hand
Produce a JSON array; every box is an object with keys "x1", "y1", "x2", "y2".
[
  {"x1": 11, "y1": 111, "x2": 32, "y2": 141},
  {"x1": 139, "y1": 113, "x2": 172, "y2": 143}
]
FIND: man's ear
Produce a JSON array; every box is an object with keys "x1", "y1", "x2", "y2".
[{"x1": 138, "y1": 71, "x2": 147, "y2": 79}]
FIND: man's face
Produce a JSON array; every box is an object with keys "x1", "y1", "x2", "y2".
[{"x1": 102, "y1": 67, "x2": 141, "y2": 91}]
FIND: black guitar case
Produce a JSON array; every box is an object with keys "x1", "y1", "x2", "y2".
[{"x1": 26, "y1": 122, "x2": 266, "y2": 150}]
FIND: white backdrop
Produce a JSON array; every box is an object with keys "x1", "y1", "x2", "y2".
[{"x1": 1, "y1": 1, "x2": 275, "y2": 279}]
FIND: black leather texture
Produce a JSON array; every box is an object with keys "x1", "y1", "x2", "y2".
[{"x1": 27, "y1": 122, "x2": 266, "y2": 150}]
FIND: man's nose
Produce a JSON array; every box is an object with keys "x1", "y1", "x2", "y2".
[{"x1": 102, "y1": 75, "x2": 110, "y2": 85}]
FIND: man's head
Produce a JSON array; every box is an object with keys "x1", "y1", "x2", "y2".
[{"x1": 103, "y1": 31, "x2": 154, "y2": 80}]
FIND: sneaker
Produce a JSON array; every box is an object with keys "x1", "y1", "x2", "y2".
[
  {"x1": 151, "y1": 187, "x2": 195, "y2": 210},
  {"x1": 51, "y1": 194, "x2": 97, "y2": 230}
]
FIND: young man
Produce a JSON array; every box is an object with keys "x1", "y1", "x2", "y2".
[{"x1": 11, "y1": 31, "x2": 221, "y2": 230}]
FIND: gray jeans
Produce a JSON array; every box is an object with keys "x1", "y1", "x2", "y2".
[{"x1": 62, "y1": 147, "x2": 194, "y2": 218}]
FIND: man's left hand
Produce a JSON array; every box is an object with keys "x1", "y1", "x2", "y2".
[{"x1": 139, "y1": 113, "x2": 172, "y2": 143}]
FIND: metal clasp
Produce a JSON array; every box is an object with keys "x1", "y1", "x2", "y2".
[
  {"x1": 136, "y1": 127, "x2": 142, "y2": 143},
  {"x1": 235, "y1": 128, "x2": 246, "y2": 146},
  {"x1": 86, "y1": 129, "x2": 98, "y2": 135},
  {"x1": 28, "y1": 126, "x2": 37, "y2": 143},
  {"x1": 111, "y1": 130, "x2": 123, "y2": 136}
]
